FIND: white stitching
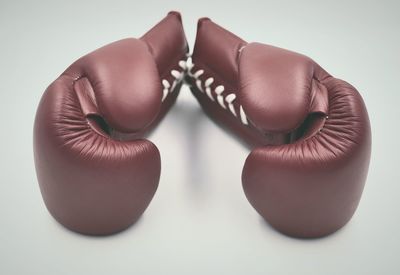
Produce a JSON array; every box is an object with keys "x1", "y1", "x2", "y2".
[
  {"x1": 186, "y1": 57, "x2": 194, "y2": 75},
  {"x1": 205, "y1": 87, "x2": 214, "y2": 101},
  {"x1": 204, "y1": 77, "x2": 215, "y2": 101},
  {"x1": 170, "y1": 69, "x2": 184, "y2": 93},
  {"x1": 171, "y1": 70, "x2": 181, "y2": 79},
  {"x1": 161, "y1": 79, "x2": 170, "y2": 102},
  {"x1": 215, "y1": 85, "x2": 224, "y2": 94},
  {"x1": 225, "y1": 93, "x2": 236, "y2": 103},
  {"x1": 196, "y1": 79, "x2": 203, "y2": 92},
  {"x1": 225, "y1": 93, "x2": 237, "y2": 117},
  {"x1": 193, "y1": 69, "x2": 204, "y2": 78},
  {"x1": 186, "y1": 60, "x2": 250, "y2": 126},
  {"x1": 162, "y1": 79, "x2": 170, "y2": 88},
  {"x1": 205, "y1": 77, "x2": 214, "y2": 86},
  {"x1": 178, "y1": 60, "x2": 187, "y2": 70},
  {"x1": 239, "y1": 105, "x2": 248, "y2": 125},
  {"x1": 215, "y1": 85, "x2": 226, "y2": 109},
  {"x1": 161, "y1": 61, "x2": 185, "y2": 102}
]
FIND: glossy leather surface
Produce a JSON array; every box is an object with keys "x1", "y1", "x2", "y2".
[
  {"x1": 188, "y1": 18, "x2": 371, "y2": 238},
  {"x1": 34, "y1": 12, "x2": 188, "y2": 235},
  {"x1": 239, "y1": 42, "x2": 329, "y2": 133}
]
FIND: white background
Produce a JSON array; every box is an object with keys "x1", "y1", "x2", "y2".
[{"x1": 1, "y1": 0, "x2": 399, "y2": 274}]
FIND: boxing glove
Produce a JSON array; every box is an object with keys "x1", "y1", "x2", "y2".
[
  {"x1": 34, "y1": 12, "x2": 189, "y2": 235},
  {"x1": 186, "y1": 18, "x2": 371, "y2": 238}
]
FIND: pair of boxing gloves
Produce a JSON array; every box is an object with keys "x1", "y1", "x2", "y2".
[{"x1": 34, "y1": 12, "x2": 371, "y2": 238}]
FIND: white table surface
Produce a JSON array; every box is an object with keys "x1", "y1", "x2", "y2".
[{"x1": 1, "y1": 0, "x2": 399, "y2": 274}]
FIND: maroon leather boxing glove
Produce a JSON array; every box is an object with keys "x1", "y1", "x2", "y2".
[
  {"x1": 187, "y1": 18, "x2": 371, "y2": 238},
  {"x1": 34, "y1": 12, "x2": 188, "y2": 235}
]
